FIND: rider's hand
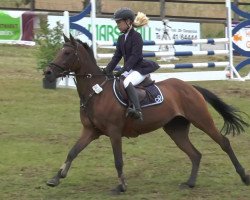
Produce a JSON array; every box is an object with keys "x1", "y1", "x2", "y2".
[
  {"x1": 102, "y1": 68, "x2": 110, "y2": 75},
  {"x1": 114, "y1": 70, "x2": 124, "y2": 77}
]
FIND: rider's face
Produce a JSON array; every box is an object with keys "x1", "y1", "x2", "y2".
[{"x1": 116, "y1": 19, "x2": 131, "y2": 33}]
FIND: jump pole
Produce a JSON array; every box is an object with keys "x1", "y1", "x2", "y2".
[
  {"x1": 97, "y1": 38, "x2": 229, "y2": 47},
  {"x1": 63, "y1": 11, "x2": 70, "y2": 37},
  {"x1": 90, "y1": 0, "x2": 97, "y2": 58},
  {"x1": 63, "y1": 0, "x2": 97, "y2": 57},
  {"x1": 226, "y1": 0, "x2": 244, "y2": 80}
]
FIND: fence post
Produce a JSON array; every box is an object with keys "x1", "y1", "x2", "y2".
[
  {"x1": 96, "y1": 0, "x2": 102, "y2": 15},
  {"x1": 226, "y1": 0, "x2": 242, "y2": 80},
  {"x1": 233, "y1": 0, "x2": 239, "y2": 21},
  {"x1": 160, "y1": 0, "x2": 165, "y2": 20},
  {"x1": 83, "y1": 0, "x2": 90, "y2": 8},
  {"x1": 91, "y1": 0, "x2": 97, "y2": 58},
  {"x1": 63, "y1": 11, "x2": 70, "y2": 37},
  {"x1": 30, "y1": 0, "x2": 35, "y2": 11}
]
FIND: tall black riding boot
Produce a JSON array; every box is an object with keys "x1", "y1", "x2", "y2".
[{"x1": 125, "y1": 83, "x2": 143, "y2": 121}]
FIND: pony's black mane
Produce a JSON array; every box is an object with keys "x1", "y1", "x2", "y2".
[{"x1": 76, "y1": 39, "x2": 97, "y2": 64}]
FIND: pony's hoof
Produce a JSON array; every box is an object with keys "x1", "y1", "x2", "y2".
[
  {"x1": 179, "y1": 182, "x2": 195, "y2": 190},
  {"x1": 242, "y1": 174, "x2": 250, "y2": 186},
  {"x1": 110, "y1": 184, "x2": 126, "y2": 195},
  {"x1": 46, "y1": 177, "x2": 60, "y2": 187}
]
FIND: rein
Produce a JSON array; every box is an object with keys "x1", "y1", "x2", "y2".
[
  {"x1": 49, "y1": 62, "x2": 110, "y2": 79},
  {"x1": 77, "y1": 76, "x2": 111, "y2": 135},
  {"x1": 69, "y1": 72, "x2": 108, "y2": 79},
  {"x1": 79, "y1": 76, "x2": 110, "y2": 108},
  {"x1": 50, "y1": 43, "x2": 110, "y2": 79}
]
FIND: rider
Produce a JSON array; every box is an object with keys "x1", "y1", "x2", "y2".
[{"x1": 104, "y1": 8, "x2": 160, "y2": 121}]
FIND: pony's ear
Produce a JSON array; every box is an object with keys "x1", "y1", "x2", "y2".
[
  {"x1": 70, "y1": 33, "x2": 77, "y2": 46},
  {"x1": 63, "y1": 33, "x2": 70, "y2": 42}
]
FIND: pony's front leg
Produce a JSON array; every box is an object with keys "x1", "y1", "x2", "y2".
[
  {"x1": 110, "y1": 133, "x2": 127, "y2": 194},
  {"x1": 47, "y1": 127, "x2": 98, "y2": 187}
]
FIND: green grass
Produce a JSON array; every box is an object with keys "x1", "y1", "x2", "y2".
[{"x1": 0, "y1": 44, "x2": 250, "y2": 199}]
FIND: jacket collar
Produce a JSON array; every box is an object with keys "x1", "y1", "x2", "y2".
[{"x1": 123, "y1": 28, "x2": 134, "y2": 42}]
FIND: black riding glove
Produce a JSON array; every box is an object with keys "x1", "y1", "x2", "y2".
[
  {"x1": 102, "y1": 68, "x2": 110, "y2": 75},
  {"x1": 114, "y1": 69, "x2": 125, "y2": 77}
]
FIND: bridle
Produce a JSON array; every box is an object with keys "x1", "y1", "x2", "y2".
[
  {"x1": 49, "y1": 42, "x2": 111, "y2": 80},
  {"x1": 48, "y1": 41, "x2": 115, "y2": 132},
  {"x1": 49, "y1": 43, "x2": 80, "y2": 78}
]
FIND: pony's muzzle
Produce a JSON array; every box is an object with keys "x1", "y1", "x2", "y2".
[{"x1": 44, "y1": 68, "x2": 56, "y2": 82}]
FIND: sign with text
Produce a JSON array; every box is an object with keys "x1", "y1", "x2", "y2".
[
  {"x1": 0, "y1": 10, "x2": 35, "y2": 45},
  {"x1": 232, "y1": 23, "x2": 250, "y2": 53},
  {"x1": 48, "y1": 15, "x2": 200, "y2": 51},
  {"x1": 0, "y1": 11, "x2": 22, "y2": 40}
]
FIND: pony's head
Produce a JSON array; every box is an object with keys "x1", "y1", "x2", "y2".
[{"x1": 44, "y1": 34, "x2": 95, "y2": 82}]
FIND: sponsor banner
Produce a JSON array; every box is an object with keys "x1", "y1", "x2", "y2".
[
  {"x1": 0, "y1": 11, "x2": 22, "y2": 40},
  {"x1": 48, "y1": 15, "x2": 200, "y2": 51},
  {"x1": 0, "y1": 10, "x2": 35, "y2": 45},
  {"x1": 232, "y1": 23, "x2": 250, "y2": 52}
]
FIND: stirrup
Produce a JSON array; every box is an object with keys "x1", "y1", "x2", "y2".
[{"x1": 126, "y1": 108, "x2": 143, "y2": 121}]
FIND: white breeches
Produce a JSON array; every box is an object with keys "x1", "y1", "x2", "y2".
[{"x1": 122, "y1": 70, "x2": 148, "y2": 88}]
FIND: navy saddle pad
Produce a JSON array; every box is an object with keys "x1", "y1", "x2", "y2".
[{"x1": 113, "y1": 79, "x2": 164, "y2": 108}]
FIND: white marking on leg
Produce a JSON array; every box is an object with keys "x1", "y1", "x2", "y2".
[{"x1": 60, "y1": 163, "x2": 66, "y2": 171}]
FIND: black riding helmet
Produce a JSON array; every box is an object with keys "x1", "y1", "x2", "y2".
[{"x1": 113, "y1": 8, "x2": 135, "y2": 22}]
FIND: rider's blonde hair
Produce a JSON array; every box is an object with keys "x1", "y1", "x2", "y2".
[{"x1": 133, "y1": 12, "x2": 149, "y2": 28}]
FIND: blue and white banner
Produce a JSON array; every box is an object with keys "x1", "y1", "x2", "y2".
[
  {"x1": 232, "y1": 22, "x2": 250, "y2": 54},
  {"x1": 48, "y1": 15, "x2": 200, "y2": 51}
]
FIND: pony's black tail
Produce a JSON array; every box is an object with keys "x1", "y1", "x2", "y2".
[{"x1": 193, "y1": 85, "x2": 249, "y2": 136}]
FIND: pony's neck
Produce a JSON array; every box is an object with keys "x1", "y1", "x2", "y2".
[
  {"x1": 75, "y1": 76, "x2": 106, "y2": 108},
  {"x1": 75, "y1": 56, "x2": 105, "y2": 101},
  {"x1": 77, "y1": 46, "x2": 101, "y2": 75}
]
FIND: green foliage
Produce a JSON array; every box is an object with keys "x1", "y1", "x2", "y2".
[
  {"x1": 21, "y1": 0, "x2": 31, "y2": 5},
  {"x1": 35, "y1": 17, "x2": 63, "y2": 70},
  {"x1": 13, "y1": 0, "x2": 30, "y2": 7},
  {"x1": 204, "y1": 30, "x2": 225, "y2": 39},
  {"x1": 200, "y1": 23, "x2": 225, "y2": 38}
]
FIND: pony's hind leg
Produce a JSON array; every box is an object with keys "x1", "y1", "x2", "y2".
[
  {"x1": 163, "y1": 117, "x2": 202, "y2": 189},
  {"x1": 190, "y1": 108, "x2": 250, "y2": 186}
]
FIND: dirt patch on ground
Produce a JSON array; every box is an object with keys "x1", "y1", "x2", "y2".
[{"x1": 221, "y1": 88, "x2": 250, "y2": 98}]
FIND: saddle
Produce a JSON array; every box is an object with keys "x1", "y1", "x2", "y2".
[{"x1": 113, "y1": 76, "x2": 164, "y2": 108}]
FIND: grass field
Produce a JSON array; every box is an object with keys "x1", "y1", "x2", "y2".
[{"x1": 0, "y1": 44, "x2": 250, "y2": 200}]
